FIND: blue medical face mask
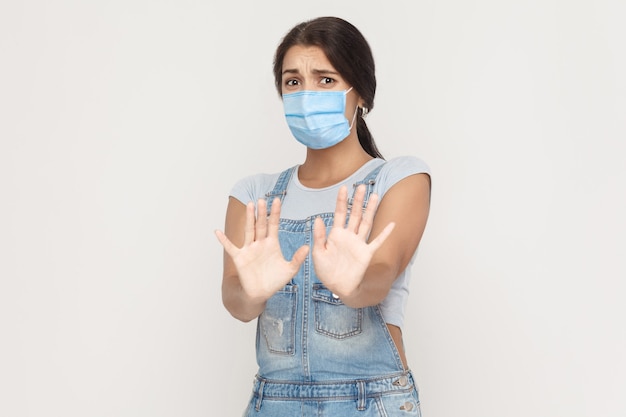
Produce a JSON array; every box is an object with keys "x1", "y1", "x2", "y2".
[{"x1": 282, "y1": 87, "x2": 358, "y2": 149}]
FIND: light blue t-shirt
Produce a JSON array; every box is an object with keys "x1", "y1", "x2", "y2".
[{"x1": 229, "y1": 156, "x2": 431, "y2": 329}]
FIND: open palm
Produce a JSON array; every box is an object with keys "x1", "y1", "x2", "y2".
[
  {"x1": 312, "y1": 185, "x2": 394, "y2": 298},
  {"x1": 215, "y1": 198, "x2": 309, "y2": 302}
]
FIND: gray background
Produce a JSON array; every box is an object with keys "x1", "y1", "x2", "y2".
[{"x1": 1, "y1": 1, "x2": 624, "y2": 416}]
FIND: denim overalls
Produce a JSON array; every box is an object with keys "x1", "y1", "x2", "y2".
[{"x1": 244, "y1": 164, "x2": 422, "y2": 417}]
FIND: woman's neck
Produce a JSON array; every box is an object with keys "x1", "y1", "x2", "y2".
[{"x1": 298, "y1": 137, "x2": 374, "y2": 188}]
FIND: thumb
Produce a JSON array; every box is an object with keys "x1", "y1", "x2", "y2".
[
  {"x1": 312, "y1": 216, "x2": 327, "y2": 248},
  {"x1": 368, "y1": 222, "x2": 396, "y2": 252},
  {"x1": 289, "y1": 245, "x2": 310, "y2": 272},
  {"x1": 214, "y1": 229, "x2": 237, "y2": 257}
]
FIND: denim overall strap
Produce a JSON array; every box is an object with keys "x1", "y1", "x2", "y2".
[
  {"x1": 265, "y1": 165, "x2": 297, "y2": 216},
  {"x1": 348, "y1": 162, "x2": 386, "y2": 212}
]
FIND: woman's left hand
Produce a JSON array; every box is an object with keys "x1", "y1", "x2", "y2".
[{"x1": 312, "y1": 184, "x2": 395, "y2": 298}]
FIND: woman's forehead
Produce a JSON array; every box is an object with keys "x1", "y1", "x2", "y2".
[{"x1": 282, "y1": 45, "x2": 334, "y2": 70}]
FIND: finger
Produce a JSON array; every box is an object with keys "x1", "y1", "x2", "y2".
[
  {"x1": 267, "y1": 197, "x2": 281, "y2": 237},
  {"x1": 255, "y1": 198, "x2": 268, "y2": 240},
  {"x1": 243, "y1": 201, "x2": 256, "y2": 246},
  {"x1": 358, "y1": 192, "x2": 379, "y2": 239},
  {"x1": 367, "y1": 222, "x2": 396, "y2": 252},
  {"x1": 333, "y1": 186, "x2": 349, "y2": 229},
  {"x1": 347, "y1": 184, "x2": 366, "y2": 232},
  {"x1": 289, "y1": 245, "x2": 310, "y2": 272},
  {"x1": 215, "y1": 229, "x2": 238, "y2": 257},
  {"x1": 312, "y1": 216, "x2": 327, "y2": 251}
]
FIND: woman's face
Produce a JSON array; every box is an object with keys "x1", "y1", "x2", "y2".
[{"x1": 281, "y1": 45, "x2": 362, "y2": 117}]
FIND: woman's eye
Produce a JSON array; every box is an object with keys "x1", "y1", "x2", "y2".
[
  {"x1": 285, "y1": 79, "x2": 299, "y2": 86},
  {"x1": 320, "y1": 77, "x2": 334, "y2": 85}
]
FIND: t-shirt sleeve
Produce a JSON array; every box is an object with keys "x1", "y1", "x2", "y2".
[
  {"x1": 229, "y1": 173, "x2": 278, "y2": 205},
  {"x1": 373, "y1": 155, "x2": 431, "y2": 199}
]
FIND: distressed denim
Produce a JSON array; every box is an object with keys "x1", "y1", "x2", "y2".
[{"x1": 245, "y1": 164, "x2": 422, "y2": 416}]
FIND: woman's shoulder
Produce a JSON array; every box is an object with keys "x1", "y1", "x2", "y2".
[
  {"x1": 381, "y1": 155, "x2": 431, "y2": 176},
  {"x1": 372, "y1": 155, "x2": 431, "y2": 198},
  {"x1": 229, "y1": 167, "x2": 295, "y2": 205},
  {"x1": 377, "y1": 155, "x2": 431, "y2": 184}
]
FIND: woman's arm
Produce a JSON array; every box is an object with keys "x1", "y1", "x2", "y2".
[
  {"x1": 313, "y1": 173, "x2": 431, "y2": 308},
  {"x1": 344, "y1": 173, "x2": 431, "y2": 307},
  {"x1": 219, "y1": 197, "x2": 264, "y2": 322}
]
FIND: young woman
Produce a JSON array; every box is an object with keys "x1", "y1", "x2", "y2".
[{"x1": 215, "y1": 16, "x2": 431, "y2": 417}]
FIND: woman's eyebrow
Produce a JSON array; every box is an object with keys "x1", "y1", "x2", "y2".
[
  {"x1": 312, "y1": 69, "x2": 339, "y2": 75},
  {"x1": 281, "y1": 68, "x2": 339, "y2": 76}
]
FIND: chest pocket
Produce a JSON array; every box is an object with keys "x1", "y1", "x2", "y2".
[
  {"x1": 312, "y1": 284, "x2": 363, "y2": 339},
  {"x1": 258, "y1": 284, "x2": 297, "y2": 355}
]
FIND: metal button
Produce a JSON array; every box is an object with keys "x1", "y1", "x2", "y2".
[
  {"x1": 393, "y1": 375, "x2": 408, "y2": 387},
  {"x1": 400, "y1": 401, "x2": 414, "y2": 411}
]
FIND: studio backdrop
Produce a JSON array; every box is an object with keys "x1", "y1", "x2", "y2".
[{"x1": 1, "y1": 1, "x2": 624, "y2": 416}]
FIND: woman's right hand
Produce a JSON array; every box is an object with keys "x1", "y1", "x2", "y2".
[{"x1": 215, "y1": 198, "x2": 309, "y2": 306}]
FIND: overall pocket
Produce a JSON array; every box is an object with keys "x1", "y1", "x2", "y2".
[
  {"x1": 312, "y1": 284, "x2": 363, "y2": 339},
  {"x1": 259, "y1": 284, "x2": 297, "y2": 354}
]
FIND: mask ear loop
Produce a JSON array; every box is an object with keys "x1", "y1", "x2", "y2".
[
  {"x1": 345, "y1": 86, "x2": 359, "y2": 130},
  {"x1": 349, "y1": 105, "x2": 359, "y2": 130}
]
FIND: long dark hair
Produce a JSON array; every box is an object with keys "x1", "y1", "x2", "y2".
[{"x1": 273, "y1": 16, "x2": 383, "y2": 159}]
